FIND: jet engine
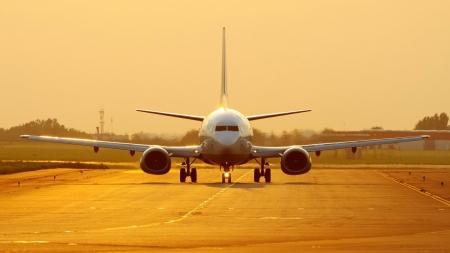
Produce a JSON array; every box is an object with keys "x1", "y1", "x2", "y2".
[
  {"x1": 280, "y1": 147, "x2": 312, "y2": 175},
  {"x1": 140, "y1": 147, "x2": 171, "y2": 175}
]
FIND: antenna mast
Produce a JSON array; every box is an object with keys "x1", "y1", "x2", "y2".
[{"x1": 99, "y1": 106, "x2": 105, "y2": 138}]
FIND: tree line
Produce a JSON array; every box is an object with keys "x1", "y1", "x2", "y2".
[
  {"x1": 2, "y1": 113, "x2": 448, "y2": 144},
  {"x1": 128, "y1": 128, "x2": 313, "y2": 146},
  {"x1": 0, "y1": 118, "x2": 316, "y2": 145},
  {"x1": 0, "y1": 119, "x2": 92, "y2": 141},
  {"x1": 414, "y1": 112, "x2": 449, "y2": 130}
]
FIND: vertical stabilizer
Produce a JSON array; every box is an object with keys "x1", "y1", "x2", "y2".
[{"x1": 220, "y1": 27, "x2": 228, "y2": 109}]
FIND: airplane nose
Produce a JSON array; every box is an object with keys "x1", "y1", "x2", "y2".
[{"x1": 216, "y1": 132, "x2": 240, "y2": 146}]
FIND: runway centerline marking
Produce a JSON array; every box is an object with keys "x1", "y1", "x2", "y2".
[
  {"x1": 377, "y1": 171, "x2": 450, "y2": 207},
  {"x1": 104, "y1": 170, "x2": 252, "y2": 231}
]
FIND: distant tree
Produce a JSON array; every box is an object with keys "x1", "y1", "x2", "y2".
[
  {"x1": 439, "y1": 112, "x2": 449, "y2": 130},
  {"x1": 371, "y1": 126, "x2": 383, "y2": 130},
  {"x1": 252, "y1": 128, "x2": 267, "y2": 145},
  {"x1": 321, "y1": 128, "x2": 335, "y2": 134},
  {"x1": 0, "y1": 119, "x2": 92, "y2": 141},
  {"x1": 130, "y1": 131, "x2": 147, "y2": 143},
  {"x1": 414, "y1": 112, "x2": 449, "y2": 130},
  {"x1": 180, "y1": 129, "x2": 199, "y2": 145},
  {"x1": 130, "y1": 131, "x2": 181, "y2": 146},
  {"x1": 252, "y1": 128, "x2": 311, "y2": 146}
]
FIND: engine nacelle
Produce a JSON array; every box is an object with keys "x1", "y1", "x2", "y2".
[
  {"x1": 280, "y1": 147, "x2": 312, "y2": 175},
  {"x1": 140, "y1": 147, "x2": 171, "y2": 175}
]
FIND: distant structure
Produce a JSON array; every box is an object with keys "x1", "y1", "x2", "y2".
[
  {"x1": 92, "y1": 107, "x2": 129, "y2": 141},
  {"x1": 318, "y1": 130, "x2": 450, "y2": 150},
  {"x1": 99, "y1": 106, "x2": 105, "y2": 137}
]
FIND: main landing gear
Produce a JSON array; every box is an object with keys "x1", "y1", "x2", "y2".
[
  {"x1": 180, "y1": 157, "x2": 197, "y2": 183},
  {"x1": 254, "y1": 157, "x2": 271, "y2": 183}
]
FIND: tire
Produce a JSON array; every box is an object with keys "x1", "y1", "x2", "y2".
[
  {"x1": 227, "y1": 174, "x2": 232, "y2": 183},
  {"x1": 191, "y1": 168, "x2": 197, "y2": 183},
  {"x1": 264, "y1": 168, "x2": 271, "y2": 183},
  {"x1": 180, "y1": 168, "x2": 186, "y2": 182},
  {"x1": 254, "y1": 169, "x2": 260, "y2": 182},
  {"x1": 221, "y1": 173, "x2": 225, "y2": 183}
]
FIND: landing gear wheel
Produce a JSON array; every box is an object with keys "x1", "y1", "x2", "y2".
[
  {"x1": 221, "y1": 173, "x2": 225, "y2": 183},
  {"x1": 227, "y1": 174, "x2": 232, "y2": 183},
  {"x1": 180, "y1": 169, "x2": 186, "y2": 183},
  {"x1": 191, "y1": 168, "x2": 197, "y2": 183},
  {"x1": 264, "y1": 168, "x2": 271, "y2": 183},
  {"x1": 254, "y1": 169, "x2": 260, "y2": 182}
]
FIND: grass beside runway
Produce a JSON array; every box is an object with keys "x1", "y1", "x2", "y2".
[{"x1": 0, "y1": 161, "x2": 109, "y2": 175}]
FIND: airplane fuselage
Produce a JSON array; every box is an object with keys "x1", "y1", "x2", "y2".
[{"x1": 199, "y1": 108, "x2": 253, "y2": 169}]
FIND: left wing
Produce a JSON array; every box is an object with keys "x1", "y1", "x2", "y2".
[
  {"x1": 251, "y1": 135, "x2": 429, "y2": 158},
  {"x1": 20, "y1": 135, "x2": 200, "y2": 158}
]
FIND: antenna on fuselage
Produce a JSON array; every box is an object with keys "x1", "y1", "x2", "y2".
[{"x1": 220, "y1": 27, "x2": 228, "y2": 109}]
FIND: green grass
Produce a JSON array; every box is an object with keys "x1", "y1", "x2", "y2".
[{"x1": 0, "y1": 161, "x2": 109, "y2": 175}]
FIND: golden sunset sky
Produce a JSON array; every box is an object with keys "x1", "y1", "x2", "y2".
[{"x1": 1, "y1": 1, "x2": 449, "y2": 135}]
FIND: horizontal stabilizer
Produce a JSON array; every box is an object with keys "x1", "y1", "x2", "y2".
[
  {"x1": 247, "y1": 109, "x2": 311, "y2": 121},
  {"x1": 136, "y1": 109, "x2": 205, "y2": 121}
]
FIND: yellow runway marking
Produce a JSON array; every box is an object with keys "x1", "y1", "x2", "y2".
[
  {"x1": 105, "y1": 170, "x2": 252, "y2": 231},
  {"x1": 377, "y1": 171, "x2": 450, "y2": 207}
]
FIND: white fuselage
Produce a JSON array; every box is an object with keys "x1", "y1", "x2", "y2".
[{"x1": 198, "y1": 108, "x2": 253, "y2": 168}]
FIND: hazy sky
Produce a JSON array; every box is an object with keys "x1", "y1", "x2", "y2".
[{"x1": 1, "y1": 1, "x2": 449, "y2": 135}]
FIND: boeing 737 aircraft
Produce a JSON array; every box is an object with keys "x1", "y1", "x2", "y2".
[{"x1": 21, "y1": 28, "x2": 429, "y2": 183}]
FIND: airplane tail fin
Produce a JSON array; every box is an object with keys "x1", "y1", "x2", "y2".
[{"x1": 220, "y1": 27, "x2": 228, "y2": 109}]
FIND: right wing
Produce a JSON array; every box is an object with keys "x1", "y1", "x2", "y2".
[
  {"x1": 247, "y1": 109, "x2": 311, "y2": 121},
  {"x1": 20, "y1": 135, "x2": 201, "y2": 158},
  {"x1": 251, "y1": 135, "x2": 429, "y2": 158}
]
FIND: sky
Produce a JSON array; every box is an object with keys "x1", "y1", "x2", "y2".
[{"x1": 1, "y1": 1, "x2": 449, "y2": 136}]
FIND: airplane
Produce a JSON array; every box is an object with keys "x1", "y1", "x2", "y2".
[{"x1": 21, "y1": 27, "x2": 429, "y2": 183}]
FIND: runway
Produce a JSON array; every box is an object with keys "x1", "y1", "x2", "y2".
[{"x1": 0, "y1": 167, "x2": 449, "y2": 252}]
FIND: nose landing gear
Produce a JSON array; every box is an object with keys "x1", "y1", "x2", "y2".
[
  {"x1": 221, "y1": 165, "x2": 232, "y2": 183},
  {"x1": 180, "y1": 157, "x2": 197, "y2": 183},
  {"x1": 254, "y1": 157, "x2": 271, "y2": 183},
  {"x1": 221, "y1": 172, "x2": 231, "y2": 183}
]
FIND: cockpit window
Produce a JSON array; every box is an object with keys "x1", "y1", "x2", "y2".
[
  {"x1": 215, "y1": 125, "x2": 239, "y2": 132},
  {"x1": 215, "y1": 126, "x2": 227, "y2": 131}
]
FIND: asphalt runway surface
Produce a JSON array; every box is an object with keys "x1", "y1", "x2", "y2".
[{"x1": 0, "y1": 167, "x2": 449, "y2": 252}]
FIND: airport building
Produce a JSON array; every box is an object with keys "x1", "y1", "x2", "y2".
[{"x1": 317, "y1": 130, "x2": 450, "y2": 150}]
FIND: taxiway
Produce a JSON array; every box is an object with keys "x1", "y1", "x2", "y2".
[{"x1": 0, "y1": 167, "x2": 449, "y2": 252}]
